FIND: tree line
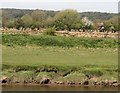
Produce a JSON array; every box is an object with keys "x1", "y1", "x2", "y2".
[{"x1": 1, "y1": 8, "x2": 119, "y2": 32}]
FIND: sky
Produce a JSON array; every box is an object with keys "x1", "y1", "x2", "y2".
[{"x1": 0, "y1": 0, "x2": 119, "y2": 13}]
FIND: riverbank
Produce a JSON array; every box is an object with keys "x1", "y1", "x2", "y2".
[
  {"x1": 1, "y1": 34, "x2": 118, "y2": 87},
  {"x1": 2, "y1": 46, "x2": 118, "y2": 87},
  {"x1": 1, "y1": 74, "x2": 119, "y2": 87}
]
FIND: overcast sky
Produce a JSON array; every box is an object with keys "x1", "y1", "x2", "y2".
[{"x1": 0, "y1": 0, "x2": 119, "y2": 13}]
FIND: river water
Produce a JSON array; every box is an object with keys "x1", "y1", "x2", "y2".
[{"x1": 2, "y1": 85, "x2": 119, "y2": 91}]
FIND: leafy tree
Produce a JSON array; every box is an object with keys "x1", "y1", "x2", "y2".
[
  {"x1": 71, "y1": 21, "x2": 83, "y2": 31},
  {"x1": 109, "y1": 15, "x2": 119, "y2": 31},
  {"x1": 81, "y1": 17, "x2": 95, "y2": 31},
  {"x1": 21, "y1": 14, "x2": 33, "y2": 28},
  {"x1": 104, "y1": 21, "x2": 112, "y2": 31},
  {"x1": 14, "y1": 18, "x2": 24, "y2": 29},
  {"x1": 45, "y1": 17, "x2": 55, "y2": 28},
  {"x1": 54, "y1": 9, "x2": 81, "y2": 31},
  {"x1": 31, "y1": 10, "x2": 47, "y2": 29},
  {"x1": 6, "y1": 20, "x2": 15, "y2": 28},
  {"x1": 1, "y1": 8, "x2": 119, "y2": 32}
]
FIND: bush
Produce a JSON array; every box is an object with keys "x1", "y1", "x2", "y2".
[
  {"x1": 43, "y1": 27, "x2": 56, "y2": 36},
  {"x1": 2, "y1": 34, "x2": 118, "y2": 48}
]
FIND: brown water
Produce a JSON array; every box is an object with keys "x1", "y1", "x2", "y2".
[{"x1": 2, "y1": 85, "x2": 119, "y2": 91}]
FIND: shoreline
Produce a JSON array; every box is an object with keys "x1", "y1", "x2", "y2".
[
  {"x1": 2, "y1": 83, "x2": 119, "y2": 87},
  {"x1": 2, "y1": 84, "x2": 119, "y2": 91},
  {"x1": 1, "y1": 75, "x2": 119, "y2": 87}
]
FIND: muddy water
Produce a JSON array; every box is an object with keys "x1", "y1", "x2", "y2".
[{"x1": 2, "y1": 85, "x2": 119, "y2": 91}]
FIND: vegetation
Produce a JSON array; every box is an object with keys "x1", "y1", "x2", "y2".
[
  {"x1": 2, "y1": 46, "x2": 117, "y2": 67},
  {"x1": 53, "y1": 9, "x2": 82, "y2": 31},
  {"x1": 2, "y1": 46, "x2": 118, "y2": 83},
  {"x1": 2, "y1": 34, "x2": 118, "y2": 48},
  {"x1": 1, "y1": 8, "x2": 119, "y2": 31},
  {"x1": 1, "y1": 8, "x2": 119, "y2": 85},
  {"x1": 43, "y1": 27, "x2": 56, "y2": 36},
  {"x1": 2, "y1": 34, "x2": 118, "y2": 82},
  {"x1": 81, "y1": 12, "x2": 116, "y2": 20}
]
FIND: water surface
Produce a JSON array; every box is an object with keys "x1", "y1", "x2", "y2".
[{"x1": 2, "y1": 85, "x2": 119, "y2": 91}]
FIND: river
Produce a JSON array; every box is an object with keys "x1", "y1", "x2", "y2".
[{"x1": 2, "y1": 85, "x2": 119, "y2": 91}]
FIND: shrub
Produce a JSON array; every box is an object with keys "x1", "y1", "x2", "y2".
[
  {"x1": 2, "y1": 34, "x2": 118, "y2": 48},
  {"x1": 43, "y1": 27, "x2": 56, "y2": 36}
]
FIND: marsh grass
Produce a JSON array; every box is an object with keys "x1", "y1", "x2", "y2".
[{"x1": 2, "y1": 34, "x2": 118, "y2": 48}]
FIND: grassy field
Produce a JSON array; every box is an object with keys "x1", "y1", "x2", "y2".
[
  {"x1": 2, "y1": 46, "x2": 118, "y2": 83},
  {"x1": 2, "y1": 34, "x2": 118, "y2": 84},
  {"x1": 2, "y1": 34, "x2": 118, "y2": 69},
  {"x1": 3, "y1": 46, "x2": 117, "y2": 67}
]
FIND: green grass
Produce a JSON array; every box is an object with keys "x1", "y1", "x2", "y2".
[
  {"x1": 2, "y1": 46, "x2": 118, "y2": 82},
  {"x1": 2, "y1": 34, "x2": 118, "y2": 82},
  {"x1": 2, "y1": 34, "x2": 118, "y2": 48},
  {"x1": 2, "y1": 46, "x2": 117, "y2": 68}
]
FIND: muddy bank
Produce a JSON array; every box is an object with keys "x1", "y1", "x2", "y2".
[
  {"x1": 1, "y1": 67, "x2": 119, "y2": 87},
  {"x1": 1, "y1": 75, "x2": 119, "y2": 87}
]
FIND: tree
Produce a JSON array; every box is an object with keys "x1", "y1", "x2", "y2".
[
  {"x1": 71, "y1": 21, "x2": 83, "y2": 31},
  {"x1": 6, "y1": 20, "x2": 15, "y2": 28},
  {"x1": 21, "y1": 14, "x2": 33, "y2": 28},
  {"x1": 81, "y1": 17, "x2": 94, "y2": 31},
  {"x1": 104, "y1": 21, "x2": 112, "y2": 31},
  {"x1": 109, "y1": 15, "x2": 119, "y2": 31},
  {"x1": 45, "y1": 17, "x2": 55, "y2": 28},
  {"x1": 14, "y1": 18, "x2": 24, "y2": 29},
  {"x1": 54, "y1": 9, "x2": 81, "y2": 31},
  {"x1": 31, "y1": 10, "x2": 47, "y2": 29}
]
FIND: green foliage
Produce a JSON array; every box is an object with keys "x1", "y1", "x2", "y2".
[
  {"x1": 104, "y1": 21, "x2": 112, "y2": 31},
  {"x1": 83, "y1": 68, "x2": 104, "y2": 77},
  {"x1": 31, "y1": 10, "x2": 47, "y2": 28},
  {"x1": 45, "y1": 17, "x2": 55, "y2": 28},
  {"x1": 5, "y1": 20, "x2": 15, "y2": 28},
  {"x1": 81, "y1": 12, "x2": 116, "y2": 20},
  {"x1": 2, "y1": 34, "x2": 118, "y2": 48},
  {"x1": 21, "y1": 14, "x2": 33, "y2": 28},
  {"x1": 54, "y1": 9, "x2": 81, "y2": 31},
  {"x1": 2, "y1": 34, "x2": 31, "y2": 46},
  {"x1": 14, "y1": 18, "x2": 24, "y2": 29},
  {"x1": 71, "y1": 21, "x2": 83, "y2": 30},
  {"x1": 2, "y1": 46, "x2": 117, "y2": 82},
  {"x1": 106, "y1": 15, "x2": 119, "y2": 31},
  {"x1": 2, "y1": 9, "x2": 118, "y2": 31},
  {"x1": 63, "y1": 72, "x2": 86, "y2": 82},
  {"x1": 43, "y1": 27, "x2": 56, "y2": 36}
]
